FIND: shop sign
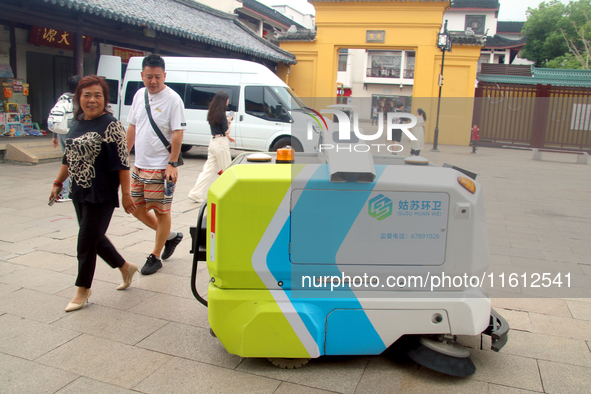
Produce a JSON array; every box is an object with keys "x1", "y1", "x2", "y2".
[
  {"x1": 28, "y1": 26, "x2": 93, "y2": 53},
  {"x1": 366, "y1": 30, "x2": 385, "y2": 43},
  {"x1": 113, "y1": 47, "x2": 144, "y2": 63}
]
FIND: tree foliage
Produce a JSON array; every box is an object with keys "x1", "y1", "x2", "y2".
[{"x1": 521, "y1": 0, "x2": 591, "y2": 69}]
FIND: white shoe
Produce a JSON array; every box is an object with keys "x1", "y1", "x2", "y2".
[
  {"x1": 57, "y1": 197, "x2": 72, "y2": 202},
  {"x1": 187, "y1": 194, "x2": 203, "y2": 203}
]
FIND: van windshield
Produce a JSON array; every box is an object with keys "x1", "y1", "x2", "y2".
[{"x1": 270, "y1": 86, "x2": 306, "y2": 111}]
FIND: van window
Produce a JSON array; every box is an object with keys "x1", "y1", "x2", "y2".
[
  {"x1": 105, "y1": 79, "x2": 118, "y2": 104},
  {"x1": 124, "y1": 81, "x2": 142, "y2": 106},
  {"x1": 245, "y1": 86, "x2": 289, "y2": 122},
  {"x1": 186, "y1": 85, "x2": 239, "y2": 112},
  {"x1": 123, "y1": 81, "x2": 187, "y2": 106}
]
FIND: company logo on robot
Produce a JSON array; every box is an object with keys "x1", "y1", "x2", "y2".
[
  {"x1": 305, "y1": 107, "x2": 417, "y2": 153},
  {"x1": 368, "y1": 194, "x2": 393, "y2": 221}
]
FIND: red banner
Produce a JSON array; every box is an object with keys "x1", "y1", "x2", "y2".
[
  {"x1": 113, "y1": 47, "x2": 144, "y2": 64},
  {"x1": 28, "y1": 26, "x2": 93, "y2": 53}
]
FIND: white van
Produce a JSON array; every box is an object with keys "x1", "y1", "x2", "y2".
[{"x1": 98, "y1": 55, "x2": 318, "y2": 153}]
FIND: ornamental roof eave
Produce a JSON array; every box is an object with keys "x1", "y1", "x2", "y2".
[
  {"x1": 496, "y1": 21, "x2": 526, "y2": 34},
  {"x1": 41, "y1": 0, "x2": 297, "y2": 65},
  {"x1": 449, "y1": 31, "x2": 487, "y2": 46},
  {"x1": 478, "y1": 67, "x2": 591, "y2": 87},
  {"x1": 241, "y1": 0, "x2": 306, "y2": 30},
  {"x1": 277, "y1": 28, "x2": 317, "y2": 42},
  {"x1": 309, "y1": 0, "x2": 449, "y2": 2},
  {"x1": 484, "y1": 34, "x2": 527, "y2": 49},
  {"x1": 450, "y1": 0, "x2": 499, "y2": 9}
]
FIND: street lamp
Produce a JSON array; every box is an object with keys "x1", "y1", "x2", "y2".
[{"x1": 432, "y1": 19, "x2": 452, "y2": 152}]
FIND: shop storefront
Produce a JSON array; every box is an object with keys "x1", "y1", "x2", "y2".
[{"x1": 0, "y1": 0, "x2": 296, "y2": 138}]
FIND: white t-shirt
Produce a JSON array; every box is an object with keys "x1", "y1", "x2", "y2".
[{"x1": 128, "y1": 86, "x2": 187, "y2": 169}]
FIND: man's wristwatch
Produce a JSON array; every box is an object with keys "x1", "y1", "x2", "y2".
[{"x1": 168, "y1": 161, "x2": 179, "y2": 167}]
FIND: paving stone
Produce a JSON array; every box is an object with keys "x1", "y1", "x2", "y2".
[
  {"x1": 528, "y1": 311, "x2": 591, "y2": 341},
  {"x1": 0, "y1": 260, "x2": 23, "y2": 276},
  {"x1": 0, "y1": 236, "x2": 58, "y2": 256},
  {"x1": 137, "y1": 321, "x2": 242, "y2": 368},
  {"x1": 36, "y1": 334, "x2": 171, "y2": 389},
  {"x1": 55, "y1": 376, "x2": 137, "y2": 394},
  {"x1": 538, "y1": 360, "x2": 591, "y2": 394},
  {"x1": 354, "y1": 356, "x2": 487, "y2": 393},
  {"x1": 131, "y1": 270, "x2": 195, "y2": 299},
  {"x1": 55, "y1": 279, "x2": 157, "y2": 312},
  {"x1": 487, "y1": 384, "x2": 543, "y2": 393},
  {"x1": 52, "y1": 303, "x2": 168, "y2": 345},
  {"x1": 0, "y1": 223, "x2": 58, "y2": 243},
  {"x1": 543, "y1": 251, "x2": 590, "y2": 265},
  {"x1": 469, "y1": 350, "x2": 543, "y2": 391},
  {"x1": 565, "y1": 299, "x2": 591, "y2": 321},
  {"x1": 0, "y1": 266, "x2": 75, "y2": 294},
  {"x1": 487, "y1": 245, "x2": 546, "y2": 260},
  {"x1": 128, "y1": 292, "x2": 209, "y2": 327},
  {"x1": 0, "y1": 313, "x2": 80, "y2": 360},
  {"x1": 35, "y1": 237, "x2": 77, "y2": 257},
  {"x1": 491, "y1": 298, "x2": 572, "y2": 318},
  {"x1": 7, "y1": 250, "x2": 77, "y2": 272},
  {"x1": 0, "y1": 282, "x2": 20, "y2": 296},
  {"x1": 0, "y1": 352, "x2": 78, "y2": 394},
  {"x1": 501, "y1": 329, "x2": 591, "y2": 368},
  {"x1": 510, "y1": 256, "x2": 584, "y2": 275},
  {"x1": 274, "y1": 382, "x2": 337, "y2": 394},
  {"x1": 134, "y1": 356, "x2": 281, "y2": 393},
  {"x1": 237, "y1": 356, "x2": 368, "y2": 394},
  {"x1": 579, "y1": 264, "x2": 591, "y2": 276},
  {"x1": 0, "y1": 288, "x2": 71, "y2": 323},
  {"x1": 495, "y1": 307, "x2": 532, "y2": 332}
]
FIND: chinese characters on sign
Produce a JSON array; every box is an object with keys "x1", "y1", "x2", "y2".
[
  {"x1": 366, "y1": 30, "x2": 385, "y2": 43},
  {"x1": 113, "y1": 47, "x2": 144, "y2": 64},
  {"x1": 399, "y1": 200, "x2": 442, "y2": 211},
  {"x1": 28, "y1": 26, "x2": 93, "y2": 53}
]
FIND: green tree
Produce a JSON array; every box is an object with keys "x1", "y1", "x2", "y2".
[{"x1": 521, "y1": 0, "x2": 591, "y2": 68}]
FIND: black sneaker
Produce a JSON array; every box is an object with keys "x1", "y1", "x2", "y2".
[
  {"x1": 162, "y1": 232, "x2": 183, "y2": 260},
  {"x1": 141, "y1": 254, "x2": 162, "y2": 275}
]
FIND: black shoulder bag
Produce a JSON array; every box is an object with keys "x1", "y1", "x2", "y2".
[{"x1": 144, "y1": 89, "x2": 184, "y2": 166}]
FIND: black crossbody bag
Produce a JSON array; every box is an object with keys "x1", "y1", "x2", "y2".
[{"x1": 144, "y1": 89, "x2": 184, "y2": 166}]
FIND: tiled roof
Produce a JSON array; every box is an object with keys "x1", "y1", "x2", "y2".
[
  {"x1": 41, "y1": 0, "x2": 297, "y2": 65},
  {"x1": 449, "y1": 31, "x2": 486, "y2": 46},
  {"x1": 484, "y1": 34, "x2": 527, "y2": 49},
  {"x1": 496, "y1": 21, "x2": 525, "y2": 33},
  {"x1": 478, "y1": 67, "x2": 591, "y2": 87},
  {"x1": 277, "y1": 28, "x2": 317, "y2": 42},
  {"x1": 450, "y1": 0, "x2": 499, "y2": 9},
  {"x1": 242, "y1": 0, "x2": 305, "y2": 30},
  {"x1": 309, "y1": 0, "x2": 448, "y2": 2}
]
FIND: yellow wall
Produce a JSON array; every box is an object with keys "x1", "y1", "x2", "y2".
[{"x1": 279, "y1": 1, "x2": 483, "y2": 146}]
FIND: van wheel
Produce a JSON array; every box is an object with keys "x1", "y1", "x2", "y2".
[
  {"x1": 271, "y1": 137, "x2": 303, "y2": 152},
  {"x1": 181, "y1": 144, "x2": 193, "y2": 153}
]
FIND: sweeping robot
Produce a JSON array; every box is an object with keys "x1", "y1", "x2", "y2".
[{"x1": 190, "y1": 149, "x2": 508, "y2": 377}]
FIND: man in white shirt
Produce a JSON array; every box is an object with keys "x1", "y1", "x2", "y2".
[{"x1": 127, "y1": 54, "x2": 186, "y2": 275}]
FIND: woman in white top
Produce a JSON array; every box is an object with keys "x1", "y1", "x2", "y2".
[{"x1": 410, "y1": 108, "x2": 426, "y2": 156}]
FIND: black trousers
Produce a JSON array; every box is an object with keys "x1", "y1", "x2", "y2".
[{"x1": 73, "y1": 200, "x2": 125, "y2": 288}]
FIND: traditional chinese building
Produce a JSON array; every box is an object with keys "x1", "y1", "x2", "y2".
[
  {"x1": 278, "y1": 0, "x2": 485, "y2": 147},
  {"x1": 0, "y1": 0, "x2": 296, "y2": 129}
]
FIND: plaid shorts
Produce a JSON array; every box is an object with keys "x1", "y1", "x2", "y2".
[{"x1": 131, "y1": 167, "x2": 174, "y2": 214}]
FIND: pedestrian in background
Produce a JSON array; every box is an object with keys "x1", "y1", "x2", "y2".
[
  {"x1": 126, "y1": 54, "x2": 186, "y2": 275},
  {"x1": 188, "y1": 90, "x2": 235, "y2": 203},
  {"x1": 50, "y1": 75, "x2": 138, "y2": 312},
  {"x1": 49, "y1": 75, "x2": 81, "y2": 202},
  {"x1": 410, "y1": 108, "x2": 426, "y2": 156},
  {"x1": 371, "y1": 104, "x2": 378, "y2": 125},
  {"x1": 390, "y1": 101, "x2": 405, "y2": 154}
]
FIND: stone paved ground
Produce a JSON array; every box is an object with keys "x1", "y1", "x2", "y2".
[{"x1": 0, "y1": 141, "x2": 590, "y2": 393}]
